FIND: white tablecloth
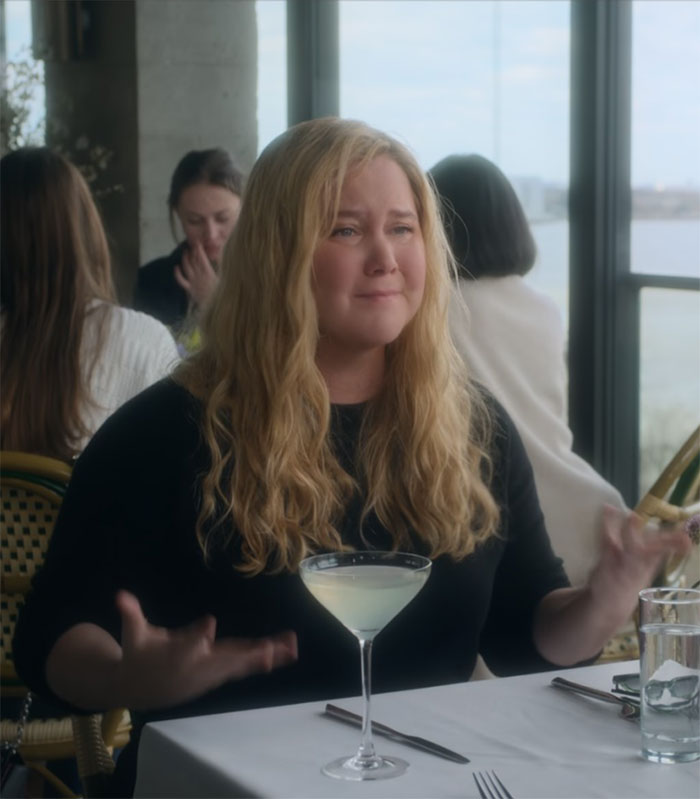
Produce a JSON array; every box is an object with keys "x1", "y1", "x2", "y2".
[{"x1": 134, "y1": 660, "x2": 699, "y2": 798}]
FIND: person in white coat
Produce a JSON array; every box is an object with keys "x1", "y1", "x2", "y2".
[
  {"x1": 430, "y1": 153, "x2": 627, "y2": 585},
  {"x1": 0, "y1": 147, "x2": 179, "y2": 461}
]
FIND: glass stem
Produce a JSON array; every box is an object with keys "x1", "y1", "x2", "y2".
[{"x1": 356, "y1": 637, "x2": 377, "y2": 762}]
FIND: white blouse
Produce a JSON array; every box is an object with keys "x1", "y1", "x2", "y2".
[
  {"x1": 79, "y1": 301, "x2": 180, "y2": 449},
  {"x1": 450, "y1": 275, "x2": 627, "y2": 584}
]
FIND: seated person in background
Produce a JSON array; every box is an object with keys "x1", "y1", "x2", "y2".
[
  {"x1": 133, "y1": 148, "x2": 244, "y2": 353},
  {"x1": 13, "y1": 119, "x2": 689, "y2": 797},
  {"x1": 0, "y1": 147, "x2": 179, "y2": 462},
  {"x1": 429, "y1": 153, "x2": 628, "y2": 585}
]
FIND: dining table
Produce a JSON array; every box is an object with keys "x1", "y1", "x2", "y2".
[{"x1": 133, "y1": 659, "x2": 699, "y2": 798}]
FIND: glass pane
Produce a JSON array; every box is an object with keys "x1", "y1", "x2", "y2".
[
  {"x1": 632, "y1": 2, "x2": 700, "y2": 496},
  {"x1": 2, "y1": 0, "x2": 46, "y2": 148},
  {"x1": 256, "y1": 0, "x2": 287, "y2": 154},
  {"x1": 639, "y1": 288, "x2": 700, "y2": 497},
  {"x1": 631, "y1": 1, "x2": 700, "y2": 279},
  {"x1": 339, "y1": 0, "x2": 570, "y2": 323}
]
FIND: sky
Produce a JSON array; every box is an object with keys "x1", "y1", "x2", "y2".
[
  {"x1": 338, "y1": 0, "x2": 571, "y2": 180},
  {"x1": 5, "y1": 0, "x2": 700, "y2": 188}
]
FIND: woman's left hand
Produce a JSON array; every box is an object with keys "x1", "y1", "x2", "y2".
[
  {"x1": 588, "y1": 504, "x2": 692, "y2": 619},
  {"x1": 534, "y1": 505, "x2": 692, "y2": 665}
]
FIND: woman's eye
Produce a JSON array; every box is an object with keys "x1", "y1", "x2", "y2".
[
  {"x1": 331, "y1": 226, "x2": 357, "y2": 238},
  {"x1": 393, "y1": 225, "x2": 413, "y2": 235}
]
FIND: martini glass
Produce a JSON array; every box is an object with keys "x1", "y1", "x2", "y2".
[{"x1": 299, "y1": 550, "x2": 431, "y2": 780}]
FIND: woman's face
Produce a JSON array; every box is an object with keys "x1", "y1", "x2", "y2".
[
  {"x1": 176, "y1": 182, "x2": 241, "y2": 264},
  {"x1": 312, "y1": 155, "x2": 426, "y2": 362}
]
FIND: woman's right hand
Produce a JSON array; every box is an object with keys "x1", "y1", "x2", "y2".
[
  {"x1": 46, "y1": 592, "x2": 298, "y2": 712},
  {"x1": 174, "y1": 242, "x2": 219, "y2": 310},
  {"x1": 114, "y1": 591, "x2": 298, "y2": 710}
]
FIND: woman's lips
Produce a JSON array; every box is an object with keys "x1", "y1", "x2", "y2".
[{"x1": 356, "y1": 290, "x2": 401, "y2": 299}]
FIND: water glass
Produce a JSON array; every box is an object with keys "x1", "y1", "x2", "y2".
[{"x1": 639, "y1": 587, "x2": 700, "y2": 763}]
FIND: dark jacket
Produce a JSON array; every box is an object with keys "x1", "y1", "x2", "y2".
[{"x1": 133, "y1": 243, "x2": 189, "y2": 329}]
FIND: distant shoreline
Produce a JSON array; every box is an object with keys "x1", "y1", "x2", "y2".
[
  {"x1": 528, "y1": 212, "x2": 700, "y2": 224},
  {"x1": 516, "y1": 183, "x2": 700, "y2": 224}
]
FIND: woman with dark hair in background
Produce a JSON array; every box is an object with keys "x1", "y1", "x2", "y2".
[
  {"x1": 0, "y1": 147, "x2": 179, "y2": 461},
  {"x1": 134, "y1": 148, "x2": 244, "y2": 352},
  {"x1": 430, "y1": 153, "x2": 627, "y2": 585}
]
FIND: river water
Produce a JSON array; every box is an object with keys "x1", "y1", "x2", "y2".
[{"x1": 526, "y1": 217, "x2": 699, "y2": 495}]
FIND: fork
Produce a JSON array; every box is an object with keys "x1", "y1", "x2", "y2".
[{"x1": 473, "y1": 770, "x2": 514, "y2": 799}]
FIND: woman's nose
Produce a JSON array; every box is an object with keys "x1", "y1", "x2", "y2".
[
  {"x1": 202, "y1": 219, "x2": 218, "y2": 243},
  {"x1": 365, "y1": 235, "x2": 397, "y2": 274}
]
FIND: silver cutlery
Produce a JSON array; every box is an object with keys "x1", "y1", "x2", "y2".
[
  {"x1": 550, "y1": 676, "x2": 640, "y2": 720},
  {"x1": 473, "y1": 769, "x2": 514, "y2": 799},
  {"x1": 324, "y1": 703, "x2": 470, "y2": 763}
]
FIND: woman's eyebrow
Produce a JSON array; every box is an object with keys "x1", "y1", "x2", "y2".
[
  {"x1": 335, "y1": 209, "x2": 364, "y2": 220},
  {"x1": 335, "y1": 208, "x2": 418, "y2": 220},
  {"x1": 389, "y1": 209, "x2": 419, "y2": 221}
]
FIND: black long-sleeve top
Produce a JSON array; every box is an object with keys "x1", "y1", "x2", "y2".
[
  {"x1": 13, "y1": 378, "x2": 570, "y2": 794},
  {"x1": 132, "y1": 244, "x2": 189, "y2": 329}
]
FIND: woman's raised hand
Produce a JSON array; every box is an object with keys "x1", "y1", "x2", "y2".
[
  {"x1": 587, "y1": 505, "x2": 692, "y2": 619},
  {"x1": 174, "y1": 242, "x2": 220, "y2": 310},
  {"x1": 115, "y1": 590, "x2": 298, "y2": 711},
  {"x1": 534, "y1": 505, "x2": 692, "y2": 666}
]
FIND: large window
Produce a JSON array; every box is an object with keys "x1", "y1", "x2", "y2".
[
  {"x1": 256, "y1": 0, "x2": 287, "y2": 154},
  {"x1": 631, "y1": 0, "x2": 700, "y2": 495}
]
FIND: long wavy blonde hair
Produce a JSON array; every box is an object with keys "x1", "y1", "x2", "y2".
[
  {"x1": 176, "y1": 118, "x2": 499, "y2": 574},
  {"x1": 1, "y1": 148, "x2": 115, "y2": 461}
]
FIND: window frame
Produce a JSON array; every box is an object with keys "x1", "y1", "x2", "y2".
[
  {"x1": 286, "y1": 0, "x2": 338, "y2": 126},
  {"x1": 570, "y1": 0, "x2": 700, "y2": 505}
]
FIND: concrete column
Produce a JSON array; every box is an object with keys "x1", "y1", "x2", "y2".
[
  {"x1": 41, "y1": 0, "x2": 139, "y2": 302},
  {"x1": 136, "y1": 0, "x2": 258, "y2": 271},
  {"x1": 38, "y1": 0, "x2": 258, "y2": 303}
]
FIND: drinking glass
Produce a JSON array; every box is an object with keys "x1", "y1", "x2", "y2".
[
  {"x1": 299, "y1": 550, "x2": 431, "y2": 780},
  {"x1": 639, "y1": 587, "x2": 700, "y2": 763}
]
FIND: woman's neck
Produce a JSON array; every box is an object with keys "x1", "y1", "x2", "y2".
[{"x1": 316, "y1": 345, "x2": 386, "y2": 404}]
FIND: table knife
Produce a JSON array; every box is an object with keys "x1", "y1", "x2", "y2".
[
  {"x1": 324, "y1": 703, "x2": 470, "y2": 764},
  {"x1": 550, "y1": 676, "x2": 640, "y2": 720}
]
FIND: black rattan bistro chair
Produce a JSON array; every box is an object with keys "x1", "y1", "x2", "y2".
[{"x1": 1, "y1": 451, "x2": 131, "y2": 798}]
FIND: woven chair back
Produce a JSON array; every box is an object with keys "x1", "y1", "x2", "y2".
[
  {"x1": 0, "y1": 451, "x2": 132, "y2": 797},
  {"x1": 635, "y1": 424, "x2": 700, "y2": 586},
  {"x1": 1, "y1": 454, "x2": 70, "y2": 690}
]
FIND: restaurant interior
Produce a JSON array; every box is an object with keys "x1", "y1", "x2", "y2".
[{"x1": 0, "y1": 1, "x2": 698, "y2": 797}]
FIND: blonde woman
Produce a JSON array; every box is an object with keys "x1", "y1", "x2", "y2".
[
  {"x1": 14, "y1": 120, "x2": 689, "y2": 796},
  {"x1": 0, "y1": 148, "x2": 179, "y2": 461}
]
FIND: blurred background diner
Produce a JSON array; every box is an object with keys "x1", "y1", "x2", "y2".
[
  {"x1": 133, "y1": 147, "x2": 244, "y2": 354},
  {"x1": 430, "y1": 153, "x2": 628, "y2": 585},
  {"x1": 0, "y1": 146, "x2": 179, "y2": 461}
]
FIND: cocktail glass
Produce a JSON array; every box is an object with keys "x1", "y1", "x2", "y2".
[{"x1": 299, "y1": 550, "x2": 431, "y2": 780}]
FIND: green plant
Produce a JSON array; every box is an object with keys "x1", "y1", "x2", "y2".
[
  {"x1": 1, "y1": 47, "x2": 122, "y2": 197},
  {"x1": 0, "y1": 48, "x2": 45, "y2": 154}
]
